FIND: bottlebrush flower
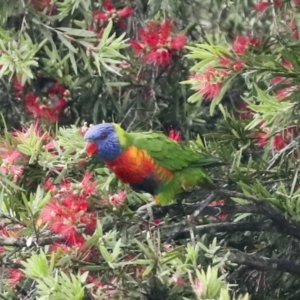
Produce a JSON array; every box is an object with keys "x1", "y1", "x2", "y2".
[
  {"x1": 80, "y1": 172, "x2": 97, "y2": 196},
  {"x1": 130, "y1": 19, "x2": 187, "y2": 66},
  {"x1": 99, "y1": 191, "x2": 126, "y2": 208},
  {"x1": 25, "y1": 91, "x2": 68, "y2": 123},
  {"x1": 283, "y1": 60, "x2": 293, "y2": 69},
  {"x1": 256, "y1": 125, "x2": 297, "y2": 151},
  {"x1": 30, "y1": 0, "x2": 56, "y2": 15},
  {"x1": 43, "y1": 178, "x2": 56, "y2": 191},
  {"x1": 0, "y1": 148, "x2": 26, "y2": 182},
  {"x1": 233, "y1": 61, "x2": 245, "y2": 71},
  {"x1": 7, "y1": 268, "x2": 24, "y2": 289},
  {"x1": 109, "y1": 191, "x2": 126, "y2": 208},
  {"x1": 168, "y1": 129, "x2": 182, "y2": 142},
  {"x1": 219, "y1": 56, "x2": 245, "y2": 71},
  {"x1": 271, "y1": 77, "x2": 287, "y2": 86},
  {"x1": 13, "y1": 76, "x2": 25, "y2": 98},
  {"x1": 254, "y1": 0, "x2": 281, "y2": 11},
  {"x1": 287, "y1": 20, "x2": 300, "y2": 39},
  {"x1": 254, "y1": 1, "x2": 269, "y2": 11},
  {"x1": 93, "y1": 0, "x2": 133, "y2": 21},
  {"x1": 14, "y1": 122, "x2": 50, "y2": 144},
  {"x1": 236, "y1": 102, "x2": 253, "y2": 120},
  {"x1": 189, "y1": 67, "x2": 229, "y2": 100},
  {"x1": 39, "y1": 173, "x2": 97, "y2": 246},
  {"x1": 143, "y1": 49, "x2": 172, "y2": 66},
  {"x1": 218, "y1": 56, "x2": 231, "y2": 66},
  {"x1": 275, "y1": 86, "x2": 300, "y2": 100},
  {"x1": 232, "y1": 35, "x2": 261, "y2": 55}
]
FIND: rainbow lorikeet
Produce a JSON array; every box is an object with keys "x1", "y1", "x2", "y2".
[{"x1": 84, "y1": 123, "x2": 220, "y2": 205}]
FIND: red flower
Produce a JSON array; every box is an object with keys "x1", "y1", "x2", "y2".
[
  {"x1": 170, "y1": 35, "x2": 187, "y2": 50},
  {"x1": 232, "y1": 35, "x2": 261, "y2": 55},
  {"x1": 118, "y1": 6, "x2": 133, "y2": 18},
  {"x1": 25, "y1": 90, "x2": 68, "y2": 123},
  {"x1": 271, "y1": 77, "x2": 286, "y2": 85},
  {"x1": 39, "y1": 173, "x2": 97, "y2": 246},
  {"x1": 275, "y1": 86, "x2": 299, "y2": 100},
  {"x1": 232, "y1": 61, "x2": 245, "y2": 71},
  {"x1": 287, "y1": 20, "x2": 299, "y2": 39},
  {"x1": 13, "y1": 76, "x2": 25, "y2": 98},
  {"x1": 219, "y1": 56, "x2": 245, "y2": 71},
  {"x1": 7, "y1": 268, "x2": 24, "y2": 288},
  {"x1": 109, "y1": 191, "x2": 126, "y2": 208},
  {"x1": 80, "y1": 172, "x2": 97, "y2": 196},
  {"x1": 130, "y1": 40, "x2": 144, "y2": 52},
  {"x1": 256, "y1": 125, "x2": 297, "y2": 151},
  {"x1": 168, "y1": 129, "x2": 182, "y2": 142},
  {"x1": 283, "y1": 60, "x2": 293, "y2": 69},
  {"x1": 0, "y1": 147, "x2": 26, "y2": 182},
  {"x1": 30, "y1": 0, "x2": 56, "y2": 15},
  {"x1": 130, "y1": 19, "x2": 187, "y2": 66},
  {"x1": 189, "y1": 67, "x2": 229, "y2": 100},
  {"x1": 50, "y1": 243, "x2": 73, "y2": 254},
  {"x1": 93, "y1": 0, "x2": 133, "y2": 21},
  {"x1": 153, "y1": 219, "x2": 161, "y2": 225},
  {"x1": 209, "y1": 199, "x2": 227, "y2": 220},
  {"x1": 99, "y1": 191, "x2": 127, "y2": 208},
  {"x1": 254, "y1": 1, "x2": 269, "y2": 11},
  {"x1": 143, "y1": 49, "x2": 172, "y2": 66},
  {"x1": 43, "y1": 178, "x2": 56, "y2": 191},
  {"x1": 219, "y1": 56, "x2": 231, "y2": 66},
  {"x1": 236, "y1": 102, "x2": 253, "y2": 120}
]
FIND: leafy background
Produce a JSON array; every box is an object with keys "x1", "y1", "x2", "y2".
[{"x1": 1, "y1": 0, "x2": 300, "y2": 299}]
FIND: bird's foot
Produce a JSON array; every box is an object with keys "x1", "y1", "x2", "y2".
[{"x1": 136, "y1": 202, "x2": 156, "y2": 220}]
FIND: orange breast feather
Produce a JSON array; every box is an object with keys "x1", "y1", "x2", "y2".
[{"x1": 105, "y1": 146, "x2": 173, "y2": 185}]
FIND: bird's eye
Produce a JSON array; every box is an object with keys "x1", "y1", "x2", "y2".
[{"x1": 99, "y1": 133, "x2": 108, "y2": 140}]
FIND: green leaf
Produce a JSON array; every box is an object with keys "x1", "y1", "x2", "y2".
[
  {"x1": 57, "y1": 33, "x2": 77, "y2": 53},
  {"x1": 58, "y1": 27, "x2": 96, "y2": 37},
  {"x1": 99, "y1": 245, "x2": 112, "y2": 262}
]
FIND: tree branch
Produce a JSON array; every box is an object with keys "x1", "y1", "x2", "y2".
[
  {"x1": 148, "y1": 202, "x2": 263, "y2": 220},
  {"x1": 0, "y1": 235, "x2": 64, "y2": 247},
  {"x1": 217, "y1": 189, "x2": 300, "y2": 240},
  {"x1": 228, "y1": 251, "x2": 300, "y2": 275},
  {"x1": 162, "y1": 221, "x2": 274, "y2": 241}
]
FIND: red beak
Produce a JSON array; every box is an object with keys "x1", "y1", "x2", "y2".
[{"x1": 85, "y1": 141, "x2": 98, "y2": 157}]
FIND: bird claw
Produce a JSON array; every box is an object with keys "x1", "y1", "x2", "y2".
[{"x1": 136, "y1": 202, "x2": 156, "y2": 220}]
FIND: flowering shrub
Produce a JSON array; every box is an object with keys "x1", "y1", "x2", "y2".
[{"x1": 1, "y1": 0, "x2": 300, "y2": 299}]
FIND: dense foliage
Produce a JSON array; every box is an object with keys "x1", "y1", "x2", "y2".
[{"x1": 1, "y1": 0, "x2": 300, "y2": 299}]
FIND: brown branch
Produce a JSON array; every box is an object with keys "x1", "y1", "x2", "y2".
[
  {"x1": 148, "y1": 202, "x2": 266, "y2": 220},
  {"x1": 217, "y1": 189, "x2": 300, "y2": 240},
  {"x1": 0, "y1": 235, "x2": 64, "y2": 247},
  {"x1": 228, "y1": 251, "x2": 300, "y2": 275},
  {"x1": 162, "y1": 221, "x2": 274, "y2": 241}
]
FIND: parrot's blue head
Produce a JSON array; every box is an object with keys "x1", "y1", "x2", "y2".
[{"x1": 84, "y1": 123, "x2": 122, "y2": 161}]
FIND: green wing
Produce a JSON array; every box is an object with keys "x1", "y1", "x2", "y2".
[{"x1": 129, "y1": 131, "x2": 219, "y2": 171}]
